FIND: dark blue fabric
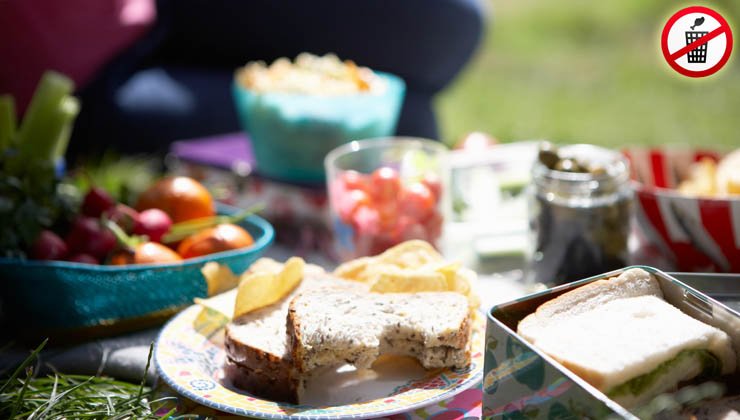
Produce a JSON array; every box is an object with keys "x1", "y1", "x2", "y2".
[{"x1": 69, "y1": 0, "x2": 486, "y2": 157}]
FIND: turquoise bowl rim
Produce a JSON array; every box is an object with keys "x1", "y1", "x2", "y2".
[{"x1": 0, "y1": 212, "x2": 274, "y2": 272}]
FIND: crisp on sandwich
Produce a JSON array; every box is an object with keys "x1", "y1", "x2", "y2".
[{"x1": 517, "y1": 268, "x2": 737, "y2": 409}]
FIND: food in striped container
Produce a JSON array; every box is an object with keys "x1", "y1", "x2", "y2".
[{"x1": 626, "y1": 147, "x2": 740, "y2": 272}]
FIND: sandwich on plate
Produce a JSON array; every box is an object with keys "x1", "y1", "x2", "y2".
[
  {"x1": 288, "y1": 289, "x2": 471, "y2": 374},
  {"x1": 517, "y1": 268, "x2": 737, "y2": 409},
  {"x1": 224, "y1": 263, "x2": 368, "y2": 403},
  {"x1": 222, "y1": 241, "x2": 477, "y2": 404}
]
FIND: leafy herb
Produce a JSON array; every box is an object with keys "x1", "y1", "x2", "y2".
[
  {"x1": 66, "y1": 153, "x2": 159, "y2": 206},
  {"x1": 0, "y1": 71, "x2": 80, "y2": 259}
]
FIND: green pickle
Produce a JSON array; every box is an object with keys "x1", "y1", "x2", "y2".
[{"x1": 530, "y1": 143, "x2": 633, "y2": 285}]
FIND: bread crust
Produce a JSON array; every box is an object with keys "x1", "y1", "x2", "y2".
[
  {"x1": 518, "y1": 268, "x2": 662, "y2": 343},
  {"x1": 224, "y1": 322, "x2": 299, "y2": 401},
  {"x1": 224, "y1": 358, "x2": 300, "y2": 404},
  {"x1": 286, "y1": 299, "x2": 305, "y2": 373}
]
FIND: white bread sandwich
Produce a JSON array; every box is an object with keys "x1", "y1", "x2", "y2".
[
  {"x1": 224, "y1": 264, "x2": 369, "y2": 403},
  {"x1": 517, "y1": 268, "x2": 737, "y2": 409},
  {"x1": 287, "y1": 290, "x2": 472, "y2": 374}
]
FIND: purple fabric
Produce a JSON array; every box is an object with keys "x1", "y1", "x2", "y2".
[{"x1": 170, "y1": 131, "x2": 255, "y2": 170}]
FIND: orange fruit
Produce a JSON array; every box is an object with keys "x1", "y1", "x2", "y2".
[
  {"x1": 108, "y1": 243, "x2": 182, "y2": 265},
  {"x1": 177, "y1": 223, "x2": 254, "y2": 259},
  {"x1": 136, "y1": 177, "x2": 215, "y2": 223},
  {"x1": 135, "y1": 242, "x2": 183, "y2": 264},
  {"x1": 108, "y1": 249, "x2": 135, "y2": 265}
]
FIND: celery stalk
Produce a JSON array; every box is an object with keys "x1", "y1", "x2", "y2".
[
  {"x1": 16, "y1": 71, "x2": 75, "y2": 166},
  {"x1": 52, "y1": 96, "x2": 80, "y2": 160},
  {"x1": 0, "y1": 95, "x2": 16, "y2": 152}
]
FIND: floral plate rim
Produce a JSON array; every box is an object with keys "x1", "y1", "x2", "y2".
[{"x1": 154, "y1": 303, "x2": 484, "y2": 419}]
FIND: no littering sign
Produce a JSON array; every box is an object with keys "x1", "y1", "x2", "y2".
[{"x1": 661, "y1": 6, "x2": 733, "y2": 77}]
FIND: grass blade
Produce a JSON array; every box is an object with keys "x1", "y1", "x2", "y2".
[
  {"x1": 9, "y1": 367, "x2": 33, "y2": 419},
  {"x1": 0, "y1": 338, "x2": 47, "y2": 394},
  {"x1": 137, "y1": 342, "x2": 154, "y2": 401}
]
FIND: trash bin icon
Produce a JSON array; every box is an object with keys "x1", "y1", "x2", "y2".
[{"x1": 685, "y1": 31, "x2": 709, "y2": 63}]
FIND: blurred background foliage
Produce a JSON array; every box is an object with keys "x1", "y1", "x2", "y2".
[{"x1": 436, "y1": 0, "x2": 740, "y2": 150}]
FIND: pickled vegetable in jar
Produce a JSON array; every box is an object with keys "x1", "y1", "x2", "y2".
[{"x1": 529, "y1": 143, "x2": 633, "y2": 285}]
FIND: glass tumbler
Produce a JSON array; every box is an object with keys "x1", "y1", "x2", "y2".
[{"x1": 325, "y1": 137, "x2": 449, "y2": 261}]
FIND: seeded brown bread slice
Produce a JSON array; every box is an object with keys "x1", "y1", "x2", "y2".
[
  {"x1": 288, "y1": 290, "x2": 472, "y2": 374},
  {"x1": 224, "y1": 264, "x2": 369, "y2": 403}
]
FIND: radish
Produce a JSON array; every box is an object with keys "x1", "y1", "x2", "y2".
[
  {"x1": 104, "y1": 204, "x2": 140, "y2": 233},
  {"x1": 133, "y1": 208, "x2": 173, "y2": 243},
  {"x1": 65, "y1": 216, "x2": 117, "y2": 259},
  {"x1": 67, "y1": 253, "x2": 99, "y2": 264},
  {"x1": 29, "y1": 230, "x2": 68, "y2": 260},
  {"x1": 81, "y1": 187, "x2": 115, "y2": 217}
]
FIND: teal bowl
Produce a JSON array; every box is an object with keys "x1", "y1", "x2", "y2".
[
  {"x1": 232, "y1": 71, "x2": 406, "y2": 184},
  {"x1": 0, "y1": 212, "x2": 273, "y2": 336}
]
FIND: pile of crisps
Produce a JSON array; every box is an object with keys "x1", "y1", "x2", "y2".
[
  {"x1": 200, "y1": 257, "x2": 307, "y2": 319},
  {"x1": 198, "y1": 240, "x2": 479, "y2": 326},
  {"x1": 678, "y1": 150, "x2": 740, "y2": 197},
  {"x1": 333, "y1": 240, "x2": 480, "y2": 309},
  {"x1": 236, "y1": 53, "x2": 382, "y2": 95}
]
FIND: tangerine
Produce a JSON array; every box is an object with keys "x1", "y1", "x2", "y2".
[
  {"x1": 177, "y1": 223, "x2": 254, "y2": 259},
  {"x1": 136, "y1": 177, "x2": 215, "y2": 223}
]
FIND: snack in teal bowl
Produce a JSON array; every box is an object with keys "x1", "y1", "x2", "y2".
[
  {"x1": 232, "y1": 54, "x2": 405, "y2": 184},
  {"x1": 0, "y1": 212, "x2": 273, "y2": 337}
]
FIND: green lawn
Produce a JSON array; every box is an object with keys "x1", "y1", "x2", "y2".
[{"x1": 436, "y1": 0, "x2": 740, "y2": 150}]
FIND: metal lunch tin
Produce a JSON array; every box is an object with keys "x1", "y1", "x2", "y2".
[{"x1": 483, "y1": 266, "x2": 740, "y2": 419}]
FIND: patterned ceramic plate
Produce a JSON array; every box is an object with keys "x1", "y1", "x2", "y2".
[{"x1": 155, "y1": 303, "x2": 484, "y2": 419}]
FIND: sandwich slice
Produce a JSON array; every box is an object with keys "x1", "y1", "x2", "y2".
[
  {"x1": 287, "y1": 290, "x2": 472, "y2": 374},
  {"x1": 224, "y1": 264, "x2": 369, "y2": 403},
  {"x1": 517, "y1": 268, "x2": 737, "y2": 409}
]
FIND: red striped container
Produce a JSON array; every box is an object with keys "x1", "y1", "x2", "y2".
[{"x1": 625, "y1": 148, "x2": 740, "y2": 273}]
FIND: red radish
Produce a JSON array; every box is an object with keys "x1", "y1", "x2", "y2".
[
  {"x1": 375, "y1": 200, "x2": 399, "y2": 229},
  {"x1": 104, "y1": 204, "x2": 140, "y2": 233},
  {"x1": 65, "y1": 217, "x2": 99, "y2": 253},
  {"x1": 81, "y1": 187, "x2": 116, "y2": 217},
  {"x1": 351, "y1": 205, "x2": 381, "y2": 236},
  {"x1": 65, "y1": 217, "x2": 117, "y2": 259},
  {"x1": 86, "y1": 228, "x2": 117, "y2": 260},
  {"x1": 370, "y1": 167, "x2": 401, "y2": 202},
  {"x1": 399, "y1": 220, "x2": 427, "y2": 241},
  {"x1": 29, "y1": 230, "x2": 68, "y2": 260},
  {"x1": 338, "y1": 189, "x2": 372, "y2": 221},
  {"x1": 340, "y1": 170, "x2": 368, "y2": 191},
  {"x1": 133, "y1": 208, "x2": 173, "y2": 243},
  {"x1": 400, "y1": 182, "x2": 435, "y2": 221},
  {"x1": 66, "y1": 253, "x2": 99, "y2": 264}
]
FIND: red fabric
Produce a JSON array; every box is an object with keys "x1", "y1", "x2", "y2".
[{"x1": 0, "y1": 0, "x2": 156, "y2": 111}]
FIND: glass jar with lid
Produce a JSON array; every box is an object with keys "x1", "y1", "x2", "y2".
[{"x1": 528, "y1": 143, "x2": 633, "y2": 285}]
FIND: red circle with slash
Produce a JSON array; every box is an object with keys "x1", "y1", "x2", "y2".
[{"x1": 661, "y1": 6, "x2": 733, "y2": 77}]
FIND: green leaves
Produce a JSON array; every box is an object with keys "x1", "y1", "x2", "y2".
[{"x1": 0, "y1": 71, "x2": 81, "y2": 258}]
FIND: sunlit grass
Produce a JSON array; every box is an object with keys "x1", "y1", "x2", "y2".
[{"x1": 437, "y1": 0, "x2": 740, "y2": 150}]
